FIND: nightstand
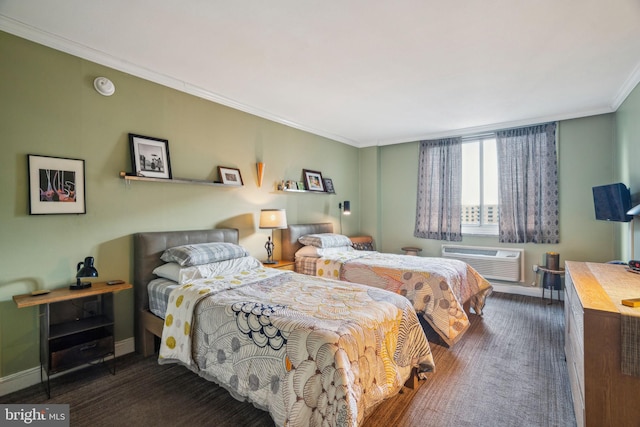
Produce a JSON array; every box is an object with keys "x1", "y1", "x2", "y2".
[
  {"x1": 263, "y1": 260, "x2": 295, "y2": 271},
  {"x1": 13, "y1": 281, "x2": 132, "y2": 398}
]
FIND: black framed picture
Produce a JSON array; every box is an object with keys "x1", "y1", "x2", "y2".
[
  {"x1": 129, "y1": 133, "x2": 172, "y2": 179},
  {"x1": 303, "y1": 169, "x2": 325, "y2": 192},
  {"x1": 323, "y1": 178, "x2": 335, "y2": 194},
  {"x1": 28, "y1": 154, "x2": 86, "y2": 215}
]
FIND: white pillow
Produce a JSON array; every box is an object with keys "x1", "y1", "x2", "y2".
[
  {"x1": 297, "y1": 233, "x2": 352, "y2": 248},
  {"x1": 295, "y1": 245, "x2": 354, "y2": 258},
  {"x1": 153, "y1": 256, "x2": 262, "y2": 284},
  {"x1": 160, "y1": 242, "x2": 249, "y2": 267},
  {"x1": 152, "y1": 262, "x2": 183, "y2": 282}
]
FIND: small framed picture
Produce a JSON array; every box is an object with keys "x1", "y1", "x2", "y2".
[
  {"x1": 297, "y1": 181, "x2": 305, "y2": 191},
  {"x1": 218, "y1": 166, "x2": 244, "y2": 186},
  {"x1": 303, "y1": 169, "x2": 325, "y2": 192},
  {"x1": 28, "y1": 154, "x2": 86, "y2": 215},
  {"x1": 129, "y1": 133, "x2": 172, "y2": 179},
  {"x1": 323, "y1": 178, "x2": 335, "y2": 194}
]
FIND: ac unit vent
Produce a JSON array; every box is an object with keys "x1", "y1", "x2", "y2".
[{"x1": 441, "y1": 245, "x2": 523, "y2": 282}]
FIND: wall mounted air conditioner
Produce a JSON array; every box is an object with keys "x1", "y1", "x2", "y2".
[{"x1": 441, "y1": 245, "x2": 524, "y2": 282}]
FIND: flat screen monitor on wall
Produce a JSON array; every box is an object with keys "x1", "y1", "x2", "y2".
[{"x1": 592, "y1": 183, "x2": 632, "y2": 222}]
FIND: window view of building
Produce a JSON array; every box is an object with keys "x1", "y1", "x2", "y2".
[{"x1": 461, "y1": 136, "x2": 499, "y2": 234}]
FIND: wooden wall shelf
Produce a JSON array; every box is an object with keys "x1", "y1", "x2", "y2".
[{"x1": 119, "y1": 172, "x2": 242, "y2": 187}]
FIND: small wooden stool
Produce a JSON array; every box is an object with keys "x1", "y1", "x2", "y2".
[{"x1": 402, "y1": 246, "x2": 422, "y2": 256}]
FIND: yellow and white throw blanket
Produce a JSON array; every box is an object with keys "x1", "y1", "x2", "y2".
[
  {"x1": 315, "y1": 251, "x2": 493, "y2": 346},
  {"x1": 159, "y1": 268, "x2": 434, "y2": 427}
]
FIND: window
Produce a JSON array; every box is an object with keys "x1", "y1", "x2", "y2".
[{"x1": 461, "y1": 135, "x2": 498, "y2": 235}]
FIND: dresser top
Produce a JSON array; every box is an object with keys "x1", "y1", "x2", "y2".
[{"x1": 566, "y1": 261, "x2": 640, "y2": 314}]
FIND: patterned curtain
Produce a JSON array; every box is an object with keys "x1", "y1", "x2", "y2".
[
  {"x1": 414, "y1": 138, "x2": 462, "y2": 241},
  {"x1": 496, "y1": 122, "x2": 559, "y2": 243}
]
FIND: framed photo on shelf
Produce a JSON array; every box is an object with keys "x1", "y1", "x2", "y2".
[
  {"x1": 297, "y1": 181, "x2": 305, "y2": 191},
  {"x1": 323, "y1": 178, "x2": 335, "y2": 194},
  {"x1": 218, "y1": 166, "x2": 243, "y2": 186},
  {"x1": 303, "y1": 169, "x2": 325, "y2": 192},
  {"x1": 28, "y1": 154, "x2": 86, "y2": 215},
  {"x1": 129, "y1": 133, "x2": 172, "y2": 179}
]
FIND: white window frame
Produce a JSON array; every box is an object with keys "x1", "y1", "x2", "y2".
[{"x1": 461, "y1": 134, "x2": 499, "y2": 236}]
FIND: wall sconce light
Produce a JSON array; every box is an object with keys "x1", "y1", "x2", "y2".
[
  {"x1": 259, "y1": 209, "x2": 288, "y2": 264},
  {"x1": 338, "y1": 201, "x2": 351, "y2": 234},
  {"x1": 257, "y1": 162, "x2": 265, "y2": 188},
  {"x1": 71, "y1": 256, "x2": 98, "y2": 290},
  {"x1": 93, "y1": 77, "x2": 115, "y2": 96}
]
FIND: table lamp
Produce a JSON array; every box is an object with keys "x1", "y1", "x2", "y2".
[
  {"x1": 71, "y1": 256, "x2": 98, "y2": 290},
  {"x1": 259, "y1": 209, "x2": 287, "y2": 264}
]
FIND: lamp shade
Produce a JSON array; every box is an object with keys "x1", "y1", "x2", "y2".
[
  {"x1": 77, "y1": 257, "x2": 99, "y2": 278},
  {"x1": 259, "y1": 209, "x2": 288, "y2": 229},
  {"x1": 71, "y1": 256, "x2": 98, "y2": 290}
]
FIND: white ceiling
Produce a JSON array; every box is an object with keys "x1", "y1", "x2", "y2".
[{"x1": 2, "y1": 1, "x2": 640, "y2": 147}]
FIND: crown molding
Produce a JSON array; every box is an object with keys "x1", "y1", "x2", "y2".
[
  {"x1": 0, "y1": 15, "x2": 360, "y2": 147},
  {"x1": 365, "y1": 106, "x2": 616, "y2": 147},
  {"x1": 2, "y1": 14, "x2": 636, "y2": 150},
  {"x1": 611, "y1": 60, "x2": 640, "y2": 110}
]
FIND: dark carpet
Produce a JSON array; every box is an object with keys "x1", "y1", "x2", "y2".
[{"x1": 2, "y1": 292, "x2": 576, "y2": 427}]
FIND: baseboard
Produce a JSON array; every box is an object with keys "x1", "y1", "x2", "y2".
[
  {"x1": 490, "y1": 282, "x2": 564, "y2": 301},
  {"x1": 0, "y1": 337, "x2": 135, "y2": 397}
]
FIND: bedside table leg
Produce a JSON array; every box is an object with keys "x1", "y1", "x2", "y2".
[{"x1": 40, "y1": 364, "x2": 50, "y2": 399}]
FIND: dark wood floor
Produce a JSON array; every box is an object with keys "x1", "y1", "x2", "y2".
[{"x1": 2, "y1": 292, "x2": 575, "y2": 427}]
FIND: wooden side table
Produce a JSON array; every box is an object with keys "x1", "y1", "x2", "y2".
[
  {"x1": 263, "y1": 260, "x2": 295, "y2": 271},
  {"x1": 402, "y1": 246, "x2": 422, "y2": 256},
  {"x1": 13, "y1": 281, "x2": 132, "y2": 398}
]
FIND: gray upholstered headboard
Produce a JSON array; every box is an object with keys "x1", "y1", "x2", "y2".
[
  {"x1": 133, "y1": 229, "x2": 238, "y2": 353},
  {"x1": 281, "y1": 223, "x2": 333, "y2": 261}
]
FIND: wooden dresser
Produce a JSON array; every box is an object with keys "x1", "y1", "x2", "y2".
[{"x1": 564, "y1": 262, "x2": 640, "y2": 427}]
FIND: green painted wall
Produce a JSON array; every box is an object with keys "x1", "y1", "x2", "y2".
[
  {"x1": 616, "y1": 82, "x2": 640, "y2": 258},
  {"x1": 358, "y1": 146, "x2": 380, "y2": 239},
  {"x1": 0, "y1": 32, "x2": 359, "y2": 376},
  {"x1": 376, "y1": 114, "x2": 620, "y2": 286},
  {"x1": 2, "y1": 28, "x2": 636, "y2": 381}
]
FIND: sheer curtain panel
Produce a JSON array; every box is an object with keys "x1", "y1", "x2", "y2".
[
  {"x1": 496, "y1": 123, "x2": 559, "y2": 244},
  {"x1": 414, "y1": 138, "x2": 463, "y2": 241}
]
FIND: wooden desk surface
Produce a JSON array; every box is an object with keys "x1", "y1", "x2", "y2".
[{"x1": 13, "y1": 281, "x2": 132, "y2": 308}]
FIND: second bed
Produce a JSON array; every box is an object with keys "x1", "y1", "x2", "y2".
[{"x1": 282, "y1": 223, "x2": 493, "y2": 346}]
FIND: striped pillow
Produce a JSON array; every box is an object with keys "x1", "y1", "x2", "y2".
[
  {"x1": 160, "y1": 242, "x2": 249, "y2": 267},
  {"x1": 298, "y1": 233, "x2": 352, "y2": 248}
]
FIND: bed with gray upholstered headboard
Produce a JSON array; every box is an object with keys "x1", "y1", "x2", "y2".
[
  {"x1": 130, "y1": 227, "x2": 434, "y2": 425},
  {"x1": 281, "y1": 222, "x2": 494, "y2": 346},
  {"x1": 281, "y1": 222, "x2": 334, "y2": 262},
  {"x1": 133, "y1": 228, "x2": 239, "y2": 356}
]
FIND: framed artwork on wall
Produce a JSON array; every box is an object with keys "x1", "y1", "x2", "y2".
[
  {"x1": 323, "y1": 178, "x2": 335, "y2": 194},
  {"x1": 218, "y1": 166, "x2": 244, "y2": 186},
  {"x1": 303, "y1": 169, "x2": 325, "y2": 192},
  {"x1": 28, "y1": 154, "x2": 86, "y2": 215},
  {"x1": 129, "y1": 133, "x2": 172, "y2": 179}
]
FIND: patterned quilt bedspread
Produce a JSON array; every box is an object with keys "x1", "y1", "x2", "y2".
[
  {"x1": 159, "y1": 267, "x2": 434, "y2": 427},
  {"x1": 309, "y1": 251, "x2": 493, "y2": 345}
]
